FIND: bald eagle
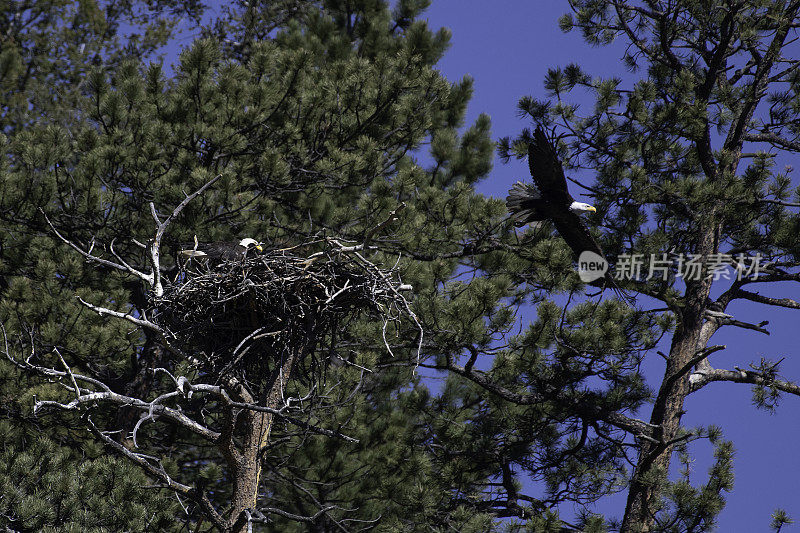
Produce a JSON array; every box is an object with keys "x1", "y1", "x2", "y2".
[
  {"x1": 507, "y1": 127, "x2": 624, "y2": 296},
  {"x1": 180, "y1": 237, "x2": 263, "y2": 262}
]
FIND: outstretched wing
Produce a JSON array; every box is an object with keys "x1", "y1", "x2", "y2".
[
  {"x1": 549, "y1": 209, "x2": 605, "y2": 261},
  {"x1": 551, "y1": 209, "x2": 632, "y2": 302},
  {"x1": 528, "y1": 127, "x2": 570, "y2": 203}
]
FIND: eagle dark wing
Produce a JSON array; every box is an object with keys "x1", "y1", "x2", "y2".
[
  {"x1": 549, "y1": 208, "x2": 605, "y2": 261},
  {"x1": 551, "y1": 209, "x2": 632, "y2": 301},
  {"x1": 201, "y1": 242, "x2": 245, "y2": 261},
  {"x1": 179, "y1": 241, "x2": 245, "y2": 262},
  {"x1": 528, "y1": 127, "x2": 571, "y2": 204}
]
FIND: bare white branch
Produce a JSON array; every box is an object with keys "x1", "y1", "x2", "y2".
[
  {"x1": 41, "y1": 209, "x2": 154, "y2": 285},
  {"x1": 34, "y1": 389, "x2": 220, "y2": 441},
  {"x1": 76, "y1": 296, "x2": 165, "y2": 332},
  {"x1": 148, "y1": 173, "x2": 224, "y2": 297}
]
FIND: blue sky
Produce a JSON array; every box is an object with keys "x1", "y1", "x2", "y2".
[{"x1": 420, "y1": 1, "x2": 800, "y2": 530}]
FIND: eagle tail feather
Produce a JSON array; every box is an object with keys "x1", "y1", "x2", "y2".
[{"x1": 506, "y1": 182, "x2": 546, "y2": 226}]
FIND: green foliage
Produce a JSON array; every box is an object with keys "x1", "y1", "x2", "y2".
[
  {"x1": 499, "y1": 1, "x2": 800, "y2": 531},
  {"x1": 5, "y1": 0, "x2": 799, "y2": 531},
  {"x1": 0, "y1": 424, "x2": 179, "y2": 532},
  {"x1": 771, "y1": 509, "x2": 793, "y2": 533}
]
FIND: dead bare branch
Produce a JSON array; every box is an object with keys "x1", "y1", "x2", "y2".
[
  {"x1": 148, "y1": 173, "x2": 224, "y2": 297},
  {"x1": 41, "y1": 209, "x2": 154, "y2": 285},
  {"x1": 690, "y1": 366, "x2": 800, "y2": 395},
  {"x1": 732, "y1": 289, "x2": 800, "y2": 309}
]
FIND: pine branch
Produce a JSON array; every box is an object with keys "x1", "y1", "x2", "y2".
[
  {"x1": 427, "y1": 360, "x2": 660, "y2": 443},
  {"x1": 689, "y1": 367, "x2": 800, "y2": 396},
  {"x1": 733, "y1": 289, "x2": 800, "y2": 309},
  {"x1": 744, "y1": 132, "x2": 800, "y2": 152},
  {"x1": 41, "y1": 209, "x2": 154, "y2": 286}
]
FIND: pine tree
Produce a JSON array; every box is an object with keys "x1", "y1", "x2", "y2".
[
  {"x1": 1, "y1": 0, "x2": 505, "y2": 530},
  {"x1": 8, "y1": 0, "x2": 799, "y2": 531},
  {"x1": 494, "y1": 0, "x2": 800, "y2": 531},
  {"x1": 1, "y1": 2, "x2": 202, "y2": 530}
]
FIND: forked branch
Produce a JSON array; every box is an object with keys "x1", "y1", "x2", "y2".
[{"x1": 42, "y1": 173, "x2": 223, "y2": 297}]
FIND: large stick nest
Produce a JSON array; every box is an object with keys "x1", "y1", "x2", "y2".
[{"x1": 153, "y1": 242, "x2": 412, "y2": 383}]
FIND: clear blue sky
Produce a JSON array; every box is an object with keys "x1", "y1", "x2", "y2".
[{"x1": 420, "y1": 1, "x2": 800, "y2": 530}]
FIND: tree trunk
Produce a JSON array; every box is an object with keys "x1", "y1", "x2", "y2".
[
  {"x1": 228, "y1": 350, "x2": 298, "y2": 533},
  {"x1": 621, "y1": 229, "x2": 716, "y2": 532},
  {"x1": 229, "y1": 409, "x2": 272, "y2": 533}
]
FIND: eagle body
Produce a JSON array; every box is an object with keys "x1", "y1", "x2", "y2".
[
  {"x1": 180, "y1": 237, "x2": 263, "y2": 262},
  {"x1": 506, "y1": 128, "x2": 601, "y2": 261},
  {"x1": 507, "y1": 127, "x2": 628, "y2": 299},
  {"x1": 506, "y1": 182, "x2": 582, "y2": 224}
]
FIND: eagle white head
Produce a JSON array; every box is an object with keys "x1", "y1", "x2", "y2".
[
  {"x1": 239, "y1": 237, "x2": 263, "y2": 252},
  {"x1": 569, "y1": 201, "x2": 596, "y2": 214}
]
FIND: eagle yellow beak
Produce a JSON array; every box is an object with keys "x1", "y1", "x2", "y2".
[
  {"x1": 255, "y1": 244, "x2": 263, "y2": 252},
  {"x1": 587, "y1": 206, "x2": 596, "y2": 213}
]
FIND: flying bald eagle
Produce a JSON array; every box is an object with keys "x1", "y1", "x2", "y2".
[
  {"x1": 507, "y1": 127, "x2": 625, "y2": 296},
  {"x1": 180, "y1": 237, "x2": 263, "y2": 262}
]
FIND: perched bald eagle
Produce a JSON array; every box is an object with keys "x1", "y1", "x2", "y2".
[
  {"x1": 507, "y1": 127, "x2": 625, "y2": 297},
  {"x1": 180, "y1": 237, "x2": 263, "y2": 262}
]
